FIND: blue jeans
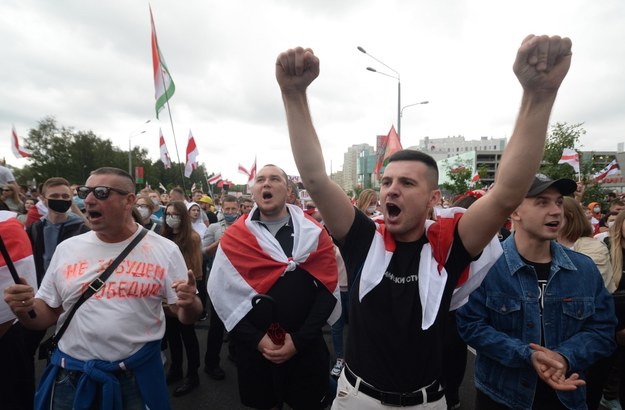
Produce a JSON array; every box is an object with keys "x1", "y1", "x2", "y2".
[{"x1": 52, "y1": 368, "x2": 145, "y2": 409}]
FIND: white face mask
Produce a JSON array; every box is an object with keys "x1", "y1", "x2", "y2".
[
  {"x1": 137, "y1": 207, "x2": 150, "y2": 220},
  {"x1": 166, "y1": 215, "x2": 181, "y2": 229},
  {"x1": 593, "y1": 206, "x2": 601, "y2": 213},
  {"x1": 366, "y1": 205, "x2": 376, "y2": 214}
]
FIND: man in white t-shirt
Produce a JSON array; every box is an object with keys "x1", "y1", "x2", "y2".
[{"x1": 4, "y1": 167, "x2": 202, "y2": 410}]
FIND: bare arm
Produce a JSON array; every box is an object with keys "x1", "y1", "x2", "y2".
[
  {"x1": 276, "y1": 47, "x2": 355, "y2": 242},
  {"x1": 459, "y1": 35, "x2": 572, "y2": 256}
]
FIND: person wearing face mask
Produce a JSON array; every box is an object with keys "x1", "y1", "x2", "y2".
[
  {"x1": 134, "y1": 194, "x2": 161, "y2": 234},
  {"x1": 588, "y1": 201, "x2": 603, "y2": 234},
  {"x1": 201, "y1": 195, "x2": 240, "y2": 380},
  {"x1": 161, "y1": 200, "x2": 203, "y2": 397},
  {"x1": 356, "y1": 189, "x2": 383, "y2": 223},
  {"x1": 25, "y1": 178, "x2": 90, "y2": 287}
]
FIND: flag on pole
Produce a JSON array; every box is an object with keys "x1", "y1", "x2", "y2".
[
  {"x1": 184, "y1": 129, "x2": 199, "y2": 178},
  {"x1": 238, "y1": 157, "x2": 257, "y2": 189},
  {"x1": 207, "y1": 173, "x2": 222, "y2": 184},
  {"x1": 468, "y1": 171, "x2": 480, "y2": 188},
  {"x1": 238, "y1": 164, "x2": 250, "y2": 176},
  {"x1": 11, "y1": 126, "x2": 31, "y2": 158},
  {"x1": 593, "y1": 159, "x2": 620, "y2": 182},
  {"x1": 150, "y1": 6, "x2": 175, "y2": 119},
  {"x1": 374, "y1": 125, "x2": 402, "y2": 178},
  {"x1": 159, "y1": 128, "x2": 172, "y2": 169},
  {"x1": 158, "y1": 182, "x2": 167, "y2": 193},
  {"x1": 558, "y1": 148, "x2": 580, "y2": 173}
]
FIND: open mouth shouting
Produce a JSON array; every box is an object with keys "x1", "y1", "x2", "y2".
[
  {"x1": 86, "y1": 209, "x2": 103, "y2": 223},
  {"x1": 261, "y1": 191, "x2": 273, "y2": 202},
  {"x1": 545, "y1": 220, "x2": 560, "y2": 231},
  {"x1": 385, "y1": 203, "x2": 401, "y2": 222}
]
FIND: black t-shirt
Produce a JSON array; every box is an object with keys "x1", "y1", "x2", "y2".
[{"x1": 339, "y1": 210, "x2": 472, "y2": 392}]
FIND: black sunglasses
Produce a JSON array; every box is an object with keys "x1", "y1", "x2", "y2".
[{"x1": 76, "y1": 185, "x2": 130, "y2": 200}]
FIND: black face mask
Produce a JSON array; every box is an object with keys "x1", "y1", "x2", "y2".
[{"x1": 47, "y1": 199, "x2": 72, "y2": 213}]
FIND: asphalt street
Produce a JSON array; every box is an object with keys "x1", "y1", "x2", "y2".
[{"x1": 36, "y1": 321, "x2": 479, "y2": 409}]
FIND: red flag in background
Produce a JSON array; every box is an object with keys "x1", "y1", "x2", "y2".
[{"x1": 374, "y1": 125, "x2": 402, "y2": 178}]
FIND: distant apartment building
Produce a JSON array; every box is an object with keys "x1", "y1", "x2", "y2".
[{"x1": 337, "y1": 143, "x2": 374, "y2": 192}]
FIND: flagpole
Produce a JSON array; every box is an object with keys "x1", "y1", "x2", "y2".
[{"x1": 160, "y1": 72, "x2": 186, "y2": 193}]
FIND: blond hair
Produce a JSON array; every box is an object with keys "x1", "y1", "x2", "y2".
[{"x1": 610, "y1": 210, "x2": 625, "y2": 289}]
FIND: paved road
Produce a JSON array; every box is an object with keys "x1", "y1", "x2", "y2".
[{"x1": 36, "y1": 321, "x2": 478, "y2": 409}]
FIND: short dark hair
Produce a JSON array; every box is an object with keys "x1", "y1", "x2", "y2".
[
  {"x1": 90, "y1": 167, "x2": 135, "y2": 192},
  {"x1": 42, "y1": 177, "x2": 70, "y2": 195},
  {"x1": 223, "y1": 195, "x2": 238, "y2": 204},
  {"x1": 387, "y1": 149, "x2": 439, "y2": 188}
]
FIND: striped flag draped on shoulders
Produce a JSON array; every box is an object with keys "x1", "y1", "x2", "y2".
[{"x1": 150, "y1": 6, "x2": 175, "y2": 119}]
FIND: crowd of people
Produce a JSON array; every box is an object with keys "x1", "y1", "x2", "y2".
[{"x1": 0, "y1": 33, "x2": 623, "y2": 410}]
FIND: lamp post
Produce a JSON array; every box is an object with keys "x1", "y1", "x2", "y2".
[
  {"x1": 128, "y1": 120, "x2": 151, "y2": 176},
  {"x1": 358, "y1": 46, "x2": 402, "y2": 140},
  {"x1": 400, "y1": 100, "x2": 429, "y2": 117}
]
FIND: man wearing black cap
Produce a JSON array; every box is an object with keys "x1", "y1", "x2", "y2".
[{"x1": 457, "y1": 174, "x2": 617, "y2": 410}]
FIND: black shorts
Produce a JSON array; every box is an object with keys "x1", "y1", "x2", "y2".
[{"x1": 235, "y1": 336, "x2": 330, "y2": 410}]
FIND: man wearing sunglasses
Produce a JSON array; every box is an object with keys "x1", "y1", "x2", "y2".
[{"x1": 5, "y1": 167, "x2": 203, "y2": 410}]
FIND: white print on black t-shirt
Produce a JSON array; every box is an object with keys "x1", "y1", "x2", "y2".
[
  {"x1": 384, "y1": 270, "x2": 418, "y2": 284},
  {"x1": 537, "y1": 279, "x2": 547, "y2": 311}
]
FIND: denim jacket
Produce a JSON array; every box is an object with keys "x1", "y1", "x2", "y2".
[{"x1": 457, "y1": 234, "x2": 616, "y2": 410}]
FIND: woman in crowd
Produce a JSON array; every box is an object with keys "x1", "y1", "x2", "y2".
[
  {"x1": 187, "y1": 202, "x2": 207, "y2": 238},
  {"x1": 1, "y1": 184, "x2": 24, "y2": 214},
  {"x1": 161, "y1": 200, "x2": 203, "y2": 397},
  {"x1": 134, "y1": 193, "x2": 161, "y2": 233},
  {"x1": 558, "y1": 197, "x2": 614, "y2": 291},
  {"x1": 356, "y1": 189, "x2": 382, "y2": 221}
]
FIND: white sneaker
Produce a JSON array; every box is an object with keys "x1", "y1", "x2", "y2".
[
  {"x1": 600, "y1": 396, "x2": 623, "y2": 410},
  {"x1": 331, "y1": 359, "x2": 345, "y2": 377}
]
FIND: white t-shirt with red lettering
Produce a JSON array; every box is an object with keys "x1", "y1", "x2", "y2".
[{"x1": 36, "y1": 226, "x2": 187, "y2": 361}]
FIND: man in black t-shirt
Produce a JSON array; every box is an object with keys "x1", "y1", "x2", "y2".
[{"x1": 276, "y1": 35, "x2": 573, "y2": 409}]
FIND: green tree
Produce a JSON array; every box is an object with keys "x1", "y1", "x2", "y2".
[
  {"x1": 440, "y1": 167, "x2": 472, "y2": 198},
  {"x1": 539, "y1": 122, "x2": 586, "y2": 180}
]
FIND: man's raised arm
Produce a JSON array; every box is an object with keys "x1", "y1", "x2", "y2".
[
  {"x1": 276, "y1": 47, "x2": 355, "y2": 242},
  {"x1": 460, "y1": 35, "x2": 573, "y2": 257}
]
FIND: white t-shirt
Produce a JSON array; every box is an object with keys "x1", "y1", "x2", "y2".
[{"x1": 36, "y1": 226, "x2": 187, "y2": 361}]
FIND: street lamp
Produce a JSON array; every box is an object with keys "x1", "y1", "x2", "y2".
[
  {"x1": 128, "y1": 120, "x2": 151, "y2": 176},
  {"x1": 400, "y1": 100, "x2": 429, "y2": 117},
  {"x1": 358, "y1": 46, "x2": 402, "y2": 139}
]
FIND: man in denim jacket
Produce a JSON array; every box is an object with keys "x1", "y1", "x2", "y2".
[{"x1": 457, "y1": 174, "x2": 616, "y2": 410}]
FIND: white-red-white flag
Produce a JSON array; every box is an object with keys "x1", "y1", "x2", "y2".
[
  {"x1": 150, "y1": 6, "x2": 175, "y2": 119},
  {"x1": 238, "y1": 158, "x2": 257, "y2": 189},
  {"x1": 247, "y1": 157, "x2": 257, "y2": 189},
  {"x1": 158, "y1": 128, "x2": 171, "y2": 169},
  {"x1": 11, "y1": 126, "x2": 30, "y2": 158},
  {"x1": 207, "y1": 173, "x2": 222, "y2": 184},
  {"x1": 593, "y1": 159, "x2": 620, "y2": 182},
  {"x1": 184, "y1": 129, "x2": 199, "y2": 178},
  {"x1": 558, "y1": 148, "x2": 580, "y2": 173},
  {"x1": 468, "y1": 171, "x2": 480, "y2": 188}
]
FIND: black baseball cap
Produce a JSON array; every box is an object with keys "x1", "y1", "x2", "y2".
[{"x1": 526, "y1": 174, "x2": 576, "y2": 197}]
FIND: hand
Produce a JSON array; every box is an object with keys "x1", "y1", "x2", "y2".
[
  {"x1": 513, "y1": 35, "x2": 572, "y2": 94},
  {"x1": 529, "y1": 343, "x2": 585, "y2": 391},
  {"x1": 574, "y1": 182, "x2": 584, "y2": 202},
  {"x1": 275, "y1": 47, "x2": 320, "y2": 94},
  {"x1": 173, "y1": 270, "x2": 197, "y2": 308},
  {"x1": 3, "y1": 277, "x2": 36, "y2": 315},
  {"x1": 261, "y1": 333, "x2": 297, "y2": 364}
]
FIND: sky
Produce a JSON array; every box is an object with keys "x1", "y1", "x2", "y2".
[{"x1": 1, "y1": 0, "x2": 624, "y2": 185}]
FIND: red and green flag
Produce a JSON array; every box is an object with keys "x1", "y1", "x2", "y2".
[
  {"x1": 374, "y1": 125, "x2": 402, "y2": 178},
  {"x1": 150, "y1": 6, "x2": 175, "y2": 119}
]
